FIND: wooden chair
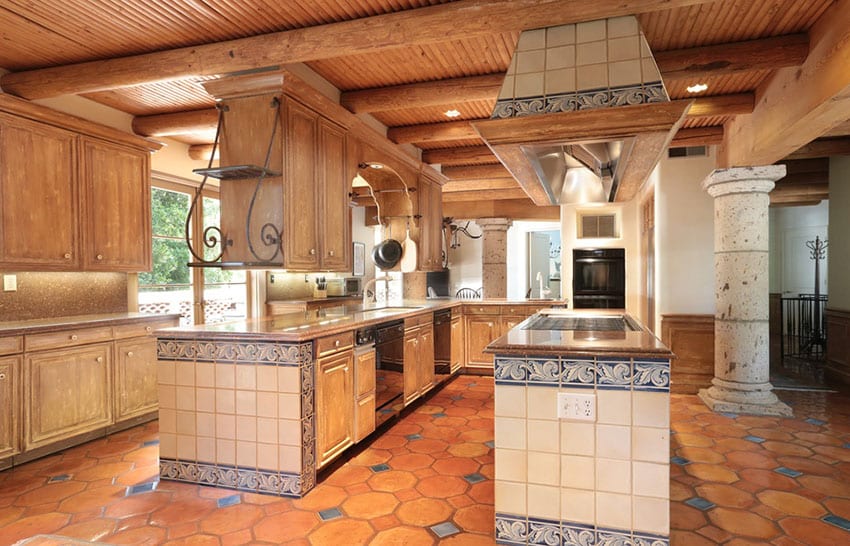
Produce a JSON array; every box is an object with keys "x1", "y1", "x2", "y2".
[{"x1": 455, "y1": 287, "x2": 481, "y2": 300}]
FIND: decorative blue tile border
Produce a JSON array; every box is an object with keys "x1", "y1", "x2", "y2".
[
  {"x1": 495, "y1": 514, "x2": 668, "y2": 546},
  {"x1": 160, "y1": 459, "x2": 303, "y2": 497},
  {"x1": 301, "y1": 355, "x2": 316, "y2": 493},
  {"x1": 491, "y1": 82, "x2": 668, "y2": 119},
  {"x1": 495, "y1": 355, "x2": 669, "y2": 393},
  {"x1": 156, "y1": 338, "x2": 311, "y2": 366}
]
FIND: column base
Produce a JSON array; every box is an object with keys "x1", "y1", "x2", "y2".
[{"x1": 698, "y1": 387, "x2": 792, "y2": 417}]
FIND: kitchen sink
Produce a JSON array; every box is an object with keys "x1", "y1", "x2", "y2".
[{"x1": 359, "y1": 306, "x2": 424, "y2": 316}]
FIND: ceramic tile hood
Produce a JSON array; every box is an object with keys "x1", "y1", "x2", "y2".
[{"x1": 472, "y1": 16, "x2": 692, "y2": 205}]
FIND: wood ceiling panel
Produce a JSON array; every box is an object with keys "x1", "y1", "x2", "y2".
[
  {"x1": 665, "y1": 70, "x2": 772, "y2": 99},
  {"x1": 83, "y1": 78, "x2": 218, "y2": 116},
  {"x1": 638, "y1": 0, "x2": 832, "y2": 51},
  {"x1": 681, "y1": 116, "x2": 730, "y2": 129},
  {"x1": 417, "y1": 138, "x2": 485, "y2": 150},
  {"x1": 371, "y1": 99, "x2": 495, "y2": 127}
]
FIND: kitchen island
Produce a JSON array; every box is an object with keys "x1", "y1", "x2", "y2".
[{"x1": 487, "y1": 309, "x2": 673, "y2": 546}]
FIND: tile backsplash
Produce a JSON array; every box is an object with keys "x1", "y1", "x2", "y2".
[{"x1": 0, "y1": 271, "x2": 127, "y2": 321}]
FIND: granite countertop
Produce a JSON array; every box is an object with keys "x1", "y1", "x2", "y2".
[
  {"x1": 485, "y1": 309, "x2": 673, "y2": 359},
  {"x1": 267, "y1": 295, "x2": 361, "y2": 305},
  {"x1": 0, "y1": 312, "x2": 181, "y2": 336}
]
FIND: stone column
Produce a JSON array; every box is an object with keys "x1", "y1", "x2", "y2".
[
  {"x1": 699, "y1": 166, "x2": 792, "y2": 416},
  {"x1": 477, "y1": 218, "x2": 512, "y2": 299}
]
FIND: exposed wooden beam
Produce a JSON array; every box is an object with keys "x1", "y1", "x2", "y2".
[
  {"x1": 342, "y1": 74, "x2": 502, "y2": 114},
  {"x1": 442, "y1": 188, "x2": 529, "y2": 202},
  {"x1": 778, "y1": 157, "x2": 829, "y2": 176},
  {"x1": 422, "y1": 146, "x2": 498, "y2": 166},
  {"x1": 0, "y1": 0, "x2": 713, "y2": 99},
  {"x1": 443, "y1": 178, "x2": 519, "y2": 193},
  {"x1": 443, "y1": 198, "x2": 560, "y2": 220},
  {"x1": 441, "y1": 164, "x2": 513, "y2": 180},
  {"x1": 133, "y1": 109, "x2": 219, "y2": 137},
  {"x1": 770, "y1": 200, "x2": 824, "y2": 207},
  {"x1": 388, "y1": 120, "x2": 480, "y2": 145},
  {"x1": 688, "y1": 93, "x2": 753, "y2": 118},
  {"x1": 189, "y1": 144, "x2": 217, "y2": 161},
  {"x1": 721, "y1": 0, "x2": 850, "y2": 167},
  {"x1": 786, "y1": 137, "x2": 850, "y2": 160},
  {"x1": 654, "y1": 33, "x2": 809, "y2": 80},
  {"x1": 671, "y1": 126, "x2": 724, "y2": 147}
]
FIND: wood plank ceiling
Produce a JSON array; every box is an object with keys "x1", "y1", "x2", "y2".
[{"x1": 0, "y1": 0, "x2": 843, "y2": 208}]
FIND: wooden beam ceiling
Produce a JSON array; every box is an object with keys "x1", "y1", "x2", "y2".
[
  {"x1": 341, "y1": 74, "x2": 503, "y2": 114},
  {"x1": 443, "y1": 198, "x2": 560, "y2": 220},
  {"x1": 442, "y1": 188, "x2": 528, "y2": 202},
  {"x1": 720, "y1": 0, "x2": 850, "y2": 167},
  {"x1": 786, "y1": 137, "x2": 850, "y2": 160},
  {"x1": 670, "y1": 126, "x2": 723, "y2": 147},
  {"x1": 422, "y1": 146, "x2": 497, "y2": 166},
  {"x1": 0, "y1": 0, "x2": 714, "y2": 99},
  {"x1": 654, "y1": 33, "x2": 809, "y2": 80},
  {"x1": 441, "y1": 164, "x2": 512, "y2": 180},
  {"x1": 132, "y1": 108, "x2": 218, "y2": 138},
  {"x1": 442, "y1": 179, "x2": 519, "y2": 192}
]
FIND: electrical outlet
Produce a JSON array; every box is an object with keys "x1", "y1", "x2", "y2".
[
  {"x1": 269, "y1": 274, "x2": 275, "y2": 284},
  {"x1": 3, "y1": 274, "x2": 16, "y2": 292},
  {"x1": 557, "y1": 392, "x2": 596, "y2": 421}
]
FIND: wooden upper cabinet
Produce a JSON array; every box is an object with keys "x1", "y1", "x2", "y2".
[
  {"x1": 318, "y1": 118, "x2": 350, "y2": 271},
  {"x1": 81, "y1": 138, "x2": 151, "y2": 271},
  {"x1": 283, "y1": 99, "x2": 320, "y2": 270},
  {"x1": 416, "y1": 176, "x2": 443, "y2": 272},
  {"x1": 0, "y1": 114, "x2": 79, "y2": 269}
]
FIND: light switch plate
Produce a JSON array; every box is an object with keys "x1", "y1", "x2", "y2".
[
  {"x1": 557, "y1": 392, "x2": 596, "y2": 421},
  {"x1": 3, "y1": 274, "x2": 16, "y2": 292}
]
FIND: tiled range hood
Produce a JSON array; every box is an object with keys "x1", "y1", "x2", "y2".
[{"x1": 473, "y1": 16, "x2": 692, "y2": 205}]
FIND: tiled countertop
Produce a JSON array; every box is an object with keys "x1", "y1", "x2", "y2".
[
  {"x1": 0, "y1": 312, "x2": 180, "y2": 336},
  {"x1": 486, "y1": 309, "x2": 673, "y2": 359}
]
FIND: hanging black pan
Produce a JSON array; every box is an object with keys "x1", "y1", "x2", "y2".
[{"x1": 372, "y1": 238, "x2": 403, "y2": 269}]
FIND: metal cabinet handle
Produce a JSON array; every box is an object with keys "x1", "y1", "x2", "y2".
[
  {"x1": 70, "y1": 334, "x2": 78, "y2": 341},
  {"x1": 96, "y1": 254, "x2": 104, "y2": 260},
  {"x1": 127, "y1": 351, "x2": 134, "y2": 357},
  {"x1": 0, "y1": 373, "x2": 6, "y2": 380},
  {"x1": 487, "y1": 322, "x2": 494, "y2": 328},
  {"x1": 145, "y1": 326, "x2": 152, "y2": 333},
  {"x1": 64, "y1": 252, "x2": 72, "y2": 259},
  {"x1": 310, "y1": 249, "x2": 316, "y2": 255},
  {"x1": 96, "y1": 356, "x2": 104, "y2": 363},
  {"x1": 334, "y1": 340, "x2": 340, "y2": 347},
  {"x1": 329, "y1": 250, "x2": 335, "y2": 257}
]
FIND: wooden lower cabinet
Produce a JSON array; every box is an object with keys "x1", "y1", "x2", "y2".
[
  {"x1": 315, "y1": 348, "x2": 354, "y2": 468},
  {"x1": 0, "y1": 356, "x2": 20, "y2": 461},
  {"x1": 354, "y1": 349, "x2": 376, "y2": 442},
  {"x1": 114, "y1": 337, "x2": 158, "y2": 422},
  {"x1": 24, "y1": 343, "x2": 112, "y2": 450},
  {"x1": 450, "y1": 316, "x2": 463, "y2": 373},
  {"x1": 465, "y1": 316, "x2": 498, "y2": 371},
  {"x1": 404, "y1": 323, "x2": 435, "y2": 405}
]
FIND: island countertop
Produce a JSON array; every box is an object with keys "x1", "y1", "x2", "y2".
[{"x1": 485, "y1": 309, "x2": 673, "y2": 359}]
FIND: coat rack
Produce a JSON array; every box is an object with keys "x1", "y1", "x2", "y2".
[{"x1": 801, "y1": 235, "x2": 828, "y2": 354}]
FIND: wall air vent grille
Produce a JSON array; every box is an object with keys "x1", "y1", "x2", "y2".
[
  {"x1": 668, "y1": 146, "x2": 708, "y2": 158},
  {"x1": 579, "y1": 213, "x2": 617, "y2": 239}
]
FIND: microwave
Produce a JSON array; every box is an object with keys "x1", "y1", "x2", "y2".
[{"x1": 326, "y1": 277, "x2": 362, "y2": 297}]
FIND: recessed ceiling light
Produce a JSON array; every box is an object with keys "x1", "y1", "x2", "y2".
[
  {"x1": 445, "y1": 109, "x2": 461, "y2": 118},
  {"x1": 686, "y1": 83, "x2": 709, "y2": 94}
]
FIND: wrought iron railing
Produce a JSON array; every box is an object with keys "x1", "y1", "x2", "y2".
[{"x1": 780, "y1": 294, "x2": 828, "y2": 360}]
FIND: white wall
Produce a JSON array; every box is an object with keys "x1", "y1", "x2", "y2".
[
  {"x1": 506, "y1": 221, "x2": 560, "y2": 300},
  {"x1": 769, "y1": 202, "x2": 829, "y2": 295},
  {"x1": 351, "y1": 206, "x2": 377, "y2": 282},
  {"x1": 829, "y1": 156, "x2": 850, "y2": 311},
  {"x1": 446, "y1": 220, "x2": 483, "y2": 295},
  {"x1": 655, "y1": 151, "x2": 717, "y2": 331}
]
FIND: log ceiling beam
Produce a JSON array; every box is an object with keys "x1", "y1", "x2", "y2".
[
  {"x1": 442, "y1": 188, "x2": 529, "y2": 202},
  {"x1": 421, "y1": 146, "x2": 497, "y2": 166},
  {"x1": 442, "y1": 178, "x2": 519, "y2": 193},
  {"x1": 785, "y1": 137, "x2": 850, "y2": 160},
  {"x1": 670, "y1": 126, "x2": 723, "y2": 147},
  {"x1": 188, "y1": 144, "x2": 217, "y2": 161},
  {"x1": 0, "y1": 0, "x2": 714, "y2": 99},
  {"x1": 441, "y1": 164, "x2": 513, "y2": 180},
  {"x1": 341, "y1": 74, "x2": 502, "y2": 114},
  {"x1": 720, "y1": 0, "x2": 850, "y2": 167},
  {"x1": 654, "y1": 33, "x2": 809, "y2": 80},
  {"x1": 443, "y1": 198, "x2": 560, "y2": 220},
  {"x1": 132, "y1": 108, "x2": 218, "y2": 138}
]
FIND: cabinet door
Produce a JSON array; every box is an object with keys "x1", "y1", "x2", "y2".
[
  {"x1": 114, "y1": 337, "x2": 158, "y2": 422},
  {"x1": 318, "y1": 119, "x2": 350, "y2": 271},
  {"x1": 403, "y1": 329, "x2": 420, "y2": 406},
  {"x1": 450, "y1": 317, "x2": 464, "y2": 373},
  {"x1": 0, "y1": 356, "x2": 20, "y2": 459},
  {"x1": 283, "y1": 100, "x2": 320, "y2": 270},
  {"x1": 81, "y1": 138, "x2": 151, "y2": 271},
  {"x1": 315, "y1": 350, "x2": 354, "y2": 468},
  {"x1": 500, "y1": 315, "x2": 526, "y2": 336},
  {"x1": 418, "y1": 323, "x2": 435, "y2": 395},
  {"x1": 355, "y1": 349, "x2": 376, "y2": 398},
  {"x1": 416, "y1": 178, "x2": 444, "y2": 272},
  {"x1": 25, "y1": 343, "x2": 112, "y2": 450},
  {"x1": 354, "y1": 393, "x2": 375, "y2": 443},
  {"x1": 429, "y1": 181, "x2": 443, "y2": 269},
  {"x1": 0, "y1": 115, "x2": 79, "y2": 269},
  {"x1": 465, "y1": 316, "x2": 497, "y2": 369}
]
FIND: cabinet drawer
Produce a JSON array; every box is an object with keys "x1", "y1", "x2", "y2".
[
  {"x1": 503, "y1": 305, "x2": 537, "y2": 316},
  {"x1": 464, "y1": 305, "x2": 500, "y2": 316},
  {"x1": 404, "y1": 313, "x2": 432, "y2": 329},
  {"x1": 113, "y1": 319, "x2": 176, "y2": 340},
  {"x1": 26, "y1": 326, "x2": 113, "y2": 352},
  {"x1": 316, "y1": 331, "x2": 354, "y2": 356},
  {"x1": 0, "y1": 336, "x2": 23, "y2": 356}
]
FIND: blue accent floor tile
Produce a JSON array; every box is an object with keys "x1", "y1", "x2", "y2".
[
  {"x1": 450, "y1": 395, "x2": 464, "y2": 401},
  {"x1": 464, "y1": 473, "x2": 486, "y2": 484},
  {"x1": 127, "y1": 481, "x2": 158, "y2": 495},
  {"x1": 431, "y1": 521, "x2": 460, "y2": 538},
  {"x1": 319, "y1": 507, "x2": 343, "y2": 521},
  {"x1": 142, "y1": 439, "x2": 160, "y2": 447},
  {"x1": 744, "y1": 435, "x2": 766, "y2": 443},
  {"x1": 671, "y1": 456, "x2": 691, "y2": 466},
  {"x1": 805, "y1": 418, "x2": 827, "y2": 426},
  {"x1": 406, "y1": 433, "x2": 422, "y2": 441},
  {"x1": 685, "y1": 497, "x2": 716, "y2": 511},
  {"x1": 48, "y1": 474, "x2": 70, "y2": 483},
  {"x1": 370, "y1": 463, "x2": 390, "y2": 473},
  {"x1": 824, "y1": 514, "x2": 850, "y2": 531},
  {"x1": 775, "y1": 467, "x2": 803, "y2": 478},
  {"x1": 720, "y1": 412, "x2": 738, "y2": 419},
  {"x1": 379, "y1": 408, "x2": 394, "y2": 414},
  {"x1": 844, "y1": 443, "x2": 850, "y2": 449},
  {"x1": 216, "y1": 494, "x2": 241, "y2": 508},
  {"x1": 467, "y1": 382, "x2": 477, "y2": 387},
  {"x1": 485, "y1": 441, "x2": 495, "y2": 449},
  {"x1": 432, "y1": 412, "x2": 447, "y2": 418}
]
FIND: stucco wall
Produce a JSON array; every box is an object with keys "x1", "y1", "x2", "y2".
[{"x1": 829, "y1": 156, "x2": 850, "y2": 310}]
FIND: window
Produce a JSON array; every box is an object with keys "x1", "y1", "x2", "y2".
[
  {"x1": 138, "y1": 184, "x2": 248, "y2": 325},
  {"x1": 578, "y1": 212, "x2": 618, "y2": 238}
]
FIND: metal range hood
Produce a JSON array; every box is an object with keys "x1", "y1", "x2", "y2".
[{"x1": 472, "y1": 16, "x2": 691, "y2": 205}]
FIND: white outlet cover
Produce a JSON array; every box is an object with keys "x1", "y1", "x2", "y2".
[
  {"x1": 557, "y1": 392, "x2": 596, "y2": 421},
  {"x1": 3, "y1": 274, "x2": 16, "y2": 292}
]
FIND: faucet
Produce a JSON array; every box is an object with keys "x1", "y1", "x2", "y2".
[
  {"x1": 536, "y1": 271, "x2": 551, "y2": 299},
  {"x1": 363, "y1": 274, "x2": 392, "y2": 306}
]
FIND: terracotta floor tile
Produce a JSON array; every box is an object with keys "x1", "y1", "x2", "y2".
[
  {"x1": 684, "y1": 463, "x2": 739, "y2": 484},
  {"x1": 149, "y1": 497, "x2": 216, "y2": 527},
  {"x1": 408, "y1": 438, "x2": 450, "y2": 454},
  {"x1": 738, "y1": 469, "x2": 799, "y2": 491},
  {"x1": 670, "y1": 502, "x2": 707, "y2": 531},
  {"x1": 707, "y1": 507, "x2": 780, "y2": 539},
  {"x1": 797, "y1": 474, "x2": 850, "y2": 497},
  {"x1": 167, "y1": 521, "x2": 200, "y2": 540},
  {"x1": 396, "y1": 497, "x2": 453, "y2": 526},
  {"x1": 695, "y1": 483, "x2": 755, "y2": 508},
  {"x1": 321, "y1": 464, "x2": 372, "y2": 487},
  {"x1": 57, "y1": 517, "x2": 117, "y2": 541},
  {"x1": 776, "y1": 456, "x2": 837, "y2": 478},
  {"x1": 0, "y1": 512, "x2": 70, "y2": 543},
  {"x1": 197, "y1": 504, "x2": 264, "y2": 535},
  {"x1": 58, "y1": 485, "x2": 128, "y2": 513},
  {"x1": 221, "y1": 528, "x2": 254, "y2": 546},
  {"x1": 447, "y1": 443, "x2": 488, "y2": 458},
  {"x1": 822, "y1": 497, "x2": 850, "y2": 519},
  {"x1": 714, "y1": 437, "x2": 764, "y2": 453},
  {"x1": 390, "y1": 453, "x2": 435, "y2": 471},
  {"x1": 678, "y1": 446, "x2": 727, "y2": 464},
  {"x1": 342, "y1": 491, "x2": 399, "y2": 519},
  {"x1": 72, "y1": 461, "x2": 135, "y2": 481},
  {"x1": 417, "y1": 475, "x2": 469, "y2": 498},
  {"x1": 812, "y1": 444, "x2": 850, "y2": 462},
  {"x1": 725, "y1": 451, "x2": 779, "y2": 470},
  {"x1": 780, "y1": 516, "x2": 850, "y2": 546},
  {"x1": 726, "y1": 539, "x2": 774, "y2": 546},
  {"x1": 367, "y1": 470, "x2": 418, "y2": 492},
  {"x1": 756, "y1": 491, "x2": 827, "y2": 518},
  {"x1": 159, "y1": 533, "x2": 219, "y2": 545},
  {"x1": 439, "y1": 533, "x2": 497, "y2": 545},
  {"x1": 696, "y1": 524, "x2": 733, "y2": 543},
  {"x1": 672, "y1": 432, "x2": 715, "y2": 448},
  {"x1": 13, "y1": 481, "x2": 87, "y2": 506},
  {"x1": 253, "y1": 510, "x2": 319, "y2": 542},
  {"x1": 292, "y1": 484, "x2": 348, "y2": 511},
  {"x1": 104, "y1": 525, "x2": 169, "y2": 545},
  {"x1": 370, "y1": 525, "x2": 435, "y2": 546},
  {"x1": 748, "y1": 428, "x2": 795, "y2": 442},
  {"x1": 761, "y1": 441, "x2": 815, "y2": 458},
  {"x1": 453, "y1": 503, "x2": 494, "y2": 533},
  {"x1": 103, "y1": 491, "x2": 172, "y2": 519},
  {"x1": 371, "y1": 434, "x2": 408, "y2": 450},
  {"x1": 671, "y1": 530, "x2": 717, "y2": 546},
  {"x1": 791, "y1": 431, "x2": 844, "y2": 446},
  {"x1": 348, "y1": 448, "x2": 393, "y2": 467},
  {"x1": 466, "y1": 482, "x2": 493, "y2": 505},
  {"x1": 307, "y1": 518, "x2": 374, "y2": 545}
]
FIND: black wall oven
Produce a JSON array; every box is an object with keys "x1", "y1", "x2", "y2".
[{"x1": 572, "y1": 248, "x2": 626, "y2": 309}]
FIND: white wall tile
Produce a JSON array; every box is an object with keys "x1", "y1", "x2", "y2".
[
  {"x1": 546, "y1": 45, "x2": 576, "y2": 70},
  {"x1": 257, "y1": 443, "x2": 278, "y2": 471},
  {"x1": 577, "y1": 20, "x2": 607, "y2": 43},
  {"x1": 517, "y1": 28, "x2": 546, "y2": 51},
  {"x1": 498, "y1": 77, "x2": 515, "y2": 100},
  {"x1": 216, "y1": 388, "x2": 235, "y2": 414},
  {"x1": 596, "y1": 458, "x2": 631, "y2": 494},
  {"x1": 215, "y1": 363, "x2": 235, "y2": 389},
  {"x1": 528, "y1": 451, "x2": 560, "y2": 485},
  {"x1": 157, "y1": 361, "x2": 175, "y2": 385},
  {"x1": 176, "y1": 410, "x2": 196, "y2": 436},
  {"x1": 561, "y1": 422, "x2": 595, "y2": 456},
  {"x1": 256, "y1": 365, "x2": 277, "y2": 392},
  {"x1": 596, "y1": 492, "x2": 632, "y2": 531},
  {"x1": 496, "y1": 385, "x2": 527, "y2": 418},
  {"x1": 158, "y1": 408, "x2": 176, "y2": 434},
  {"x1": 278, "y1": 367, "x2": 300, "y2": 394},
  {"x1": 515, "y1": 73, "x2": 544, "y2": 99},
  {"x1": 159, "y1": 432, "x2": 176, "y2": 459},
  {"x1": 496, "y1": 417, "x2": 527, "y2": 450},
  {"x1": 235, "y1": 365, "x2": 256, "y2": 390},
  {"x1": 633, "y1": 462, "x2": 669, "y2": 498},
  {"x1": 545, "y1": 68, "x2": 576, "y2": 96},
  {"x1": 528, "y1": 388, "x2": 558, "y2": 420},
  {"x1": 196, "y1": 362, "x2": 214, "y2": 388},
  {"x1": 596, "y1": 424, "x2": 631, "y2": 460},
  {"x1": 175, "y1": 361, "x2": 195, "y2": 386},
  {"x1": 547, "y1": 24, "x2": 576, "y2": 47},
  {"x1": 641, "y1": 58, "x2": 662, "y2": 82},
  {"x1": 608, "y1": 59, "x2": 642, "y2": 87},
  {"x1": 632, "y1": 426, "x2": 669, "y2": 463},
  {"x1": 517, "y1": 50, "x2": 546, "y2": 74},
  {"x1": 236, "y1": 416, "x2": 257, "y2": 442},
  {"x1": 528, "y1": 484, "x2": 560, "y2": 520},
  {"x1": 607, "y1": 16, "x2": 639, "y2": 38},
  {"x1": 561, "y1": 455, "x2": 595, "y2": 489},
  {"x1": 528, "y1": 419, "x2": 559, "y2": 453},
  {"x1": 175, "y1": 386, "x2": 195, "y2": 411},
  {"x1": 608, "y1": 36, "x2": 641, "y2": 62},
  {"x1": 196, "y1": 387, "x2": 215, "y2": 413},
  {"x1": 597, "y1": 390, "x2": 631, "y2": 425},
  {"x1": 216, "y1": 439, "x2": 235, "y2": 465},
  {"x1": 279, "y1": 445, "x2": 301, "y2": 473},
  {"x1": 216, "y1": 414, "x2": 235, "y2": 440},
  {"x1": 496, "y1": 480, "x2": 527, "y2": 515},
  {"x1": 576, "y1": 64, "x2": 608, "y2": 91},
  {"x1": 561, "y1": 488, "x2": 595, "y2": 524},
  {"x1": 633, "y1": 391, "x2": 670, "y2": 428},
  {"x1": 577, "y1": 42, "x2": 607, "y2": 66},
  {"x1": 495, "y1": 448, "x2": 528, "y2": 482},
  {"x1": 158, "y1": 385, "x2": 176, "y2": 409},
  {"x1": 177, "y1": 434, "x2": 196, "y2": 460},
  {"x1": 236, "y1": 440, "x2": 257, "y2": 467},
  {"x1": 257, "y1": 417, "x2": 278, "y2": 444},
  {"x1": 279, "y1": 419, "x2": 301, "y2": 446},
  {"x1": 278, "y1": 393, "x2": 301, "y2": 420},
  {"x1": 196, "y1": 412, "x2": 215, "y2": 438},
  {"x1": 197, "y1": 437, "x2": 215, "y2": 463},
  {"x1": 633, "y1": 496, "x2": 669, "y2": 535},
  {"x1": 236, "y1": 390, "x2": 257, "y2": 416}
]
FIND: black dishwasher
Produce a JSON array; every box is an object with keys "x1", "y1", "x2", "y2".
[{"x1": 373, "y1": 320, "x2": 405, "y2": 424}]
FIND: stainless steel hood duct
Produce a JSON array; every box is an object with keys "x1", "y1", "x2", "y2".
[{"x1": 473, "y1": 17, "x2": 686, "y2": 205}]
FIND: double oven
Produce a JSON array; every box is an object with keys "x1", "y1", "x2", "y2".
[{"x1": 572, "y1": 248, "x2": 626, "y2": 309}]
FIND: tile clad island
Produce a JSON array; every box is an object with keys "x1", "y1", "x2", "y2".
[{"x1": 486, "y1": 309, "x2": 674, "y2": 546}]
